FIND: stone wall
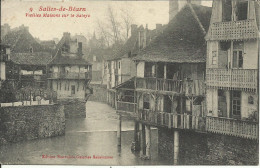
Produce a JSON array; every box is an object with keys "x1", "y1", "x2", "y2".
[
  {"x1": 0, "y1": 104, "x2": 65, "y2": 145},
  {"x1": 58, "y1": 99, "x2": 86, "y2": 118},
  {"x1": 158, "y1": 128, "x2": 259, "y2": 165}
]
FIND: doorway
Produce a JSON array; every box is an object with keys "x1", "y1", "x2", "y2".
[
  {"x1": 218, "y1": 89, "x2": 227, "y2": 117},
  {"x1": 230, "y1": 90, "x2": 241, "y2": 119},
  {"x1": 163, "y1": 95, "x2": 172, "y2": 113}
]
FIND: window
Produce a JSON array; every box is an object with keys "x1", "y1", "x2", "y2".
[
  {"x1": 62, "y1": 44, "x2": 69, "y2": 52},
  {"x1": 248, "y1": 96, "x2": 254, "y2": 104},
  {"x1": 60, "y1": 82, "x2": 61, "y2": 90},
  {"x1": 231, "y1": 91, "x2": 241, "y2": 118},
  {"x1": 236, "y1": 1, "x2": 248, "y2": 21},
  {"x1": 118, "y1": 61, "x2": 121, "y2": 69},
  {"x1": 232, "y1": 42, "x2": 243, "y2": 69},
  {"x1": 143, "y1": 94, "x2": 150, "y2": 110},
  {"x1": 78, "y1": 42, "x2": 82, "y2": 54},
  {"x1": 222, "y1": 0, "x2": 232, "y2": 21},
  {"x1": 232, "y1": 51, "x2": 243, "y2": 68},
  {"x1": 212, "y1": 51, "x2": 217, "y2": 65},
  {"x1": 220, "y1": 41, "x2": 231, "y2": 51},
  {"x1": 71, "y1": 85, "x2": 75, "y2": 95}
]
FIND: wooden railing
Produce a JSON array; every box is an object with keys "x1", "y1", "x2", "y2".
[
  {"x1": 207, "y1": 19, "x2": 259, "y2": 41},
  {"x1": 21, "y1": 74, "x2": 47, "y2": 81},
  {"x1": 137, "y1": 110, "x2": 258, "y2": 140},
  {"x1": 135, "y1": 77, "x2": 205, "y2": 96},
  {"x1": 206, "y1": 68, "x2": 257, "y2": 91},
  {"x1": 137, "y1": 110, "x2": 206, "y2": 132},
  {"x1": 48, "y1": 72, "x2": 91, "y2": 80},
  {"x1": 117, "y1": 101, "x2": 136, "y2": 113},
  {"x1": 206, "y1": 117, "x2": 258, "y2": 140}
]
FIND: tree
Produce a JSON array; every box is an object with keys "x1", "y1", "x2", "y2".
[
  {"x1": 96, "y1": 20, "x2": 112, "y2": 47},
  {"x1": 107, "y1": 5, "x2": 121, "y2": 44},
  {"x1": 120, "y1": 4, "x2": 134, "y2": 40}
]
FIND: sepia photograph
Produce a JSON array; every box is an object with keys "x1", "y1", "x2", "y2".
[{"x1": 0, "y1": 0, "x2": 259, "y2": 166}]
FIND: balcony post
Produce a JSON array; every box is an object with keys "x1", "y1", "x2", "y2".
[
  {"x1": 133, "y1": 121, "x2": 141, "y2": 151},
  {"x1": 145, "y1": 125, "x2": 151, "y2": 159},
  {"x1": 140, "y1": 123, "x2": 146, "y2": 157},
  {"x1": 117, "y1": 115, "x2": 122, "y2": 146},
  {"x1": 173, "y1": 130, "x2": 179, "y2": 165}
]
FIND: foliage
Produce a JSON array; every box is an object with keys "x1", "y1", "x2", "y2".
[{"x1": 0, "y1": 81, "x2": 17, "y2": 103}]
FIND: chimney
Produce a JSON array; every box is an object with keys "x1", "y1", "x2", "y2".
[
  {"x1": 78, "y1": 42, "x2": 83, "y2": 57},
  {"x1": 169, "y1": 0, "x2": 179, "y2": 22},
  {"x1": 138, "y1": 26, "x2": 144, "y2": 49},
  {"x1": 63, "y1": 32, "x2": 70, "y2": 38},
  {"x1": 156, "y1": 24, "x2": 163, "y2": 34},
  {"x1": 131, "y1": 24, "x2": 138, "y2": 36},
  {"x1": 63, "y1": 32, "x2": 71, "y2": 44},
  {"x1": 143, "y1": 24, "x2": 148, "y2": 48}
]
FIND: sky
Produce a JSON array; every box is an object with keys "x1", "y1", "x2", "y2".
[{"x1": 1, "y1": 0, "x2": 212, "y2": 41}]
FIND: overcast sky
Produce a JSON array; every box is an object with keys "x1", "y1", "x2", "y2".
[{"x1": 2, "y1": 0, "x2": 212, "y2": 41}]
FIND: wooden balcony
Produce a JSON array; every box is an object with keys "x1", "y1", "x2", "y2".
[
  {"x1": 48, "y1": 72, "x2": 91, "y2": 80},
  {"x1": 117, "y1": 101, "x2": 136, "y2": 113},
  {"x1": 206, "y1": 68, "x2": 257, "y2": 91},
  {"x1": 206, "y1": 117, "x2": 258, "y2": 140},
  {"x1": 207, "y1": 19, "x2": 259, "y2": 41},
  {"x1": 135, "y1": 77, "x2": 205, "y2": 96},
  {"x1": 21, "y1": 74, "x2": 47, "y2": 81},
  {"x1": 137, "y1": 110, "x2": 258, "y2": 140},
  {"x1": 137, "y1": 110, "x2": 206, "y2": 132}
]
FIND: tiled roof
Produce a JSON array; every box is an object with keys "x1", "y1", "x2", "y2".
[
  {"x1": 87, "y1": 47, "x2": 114, "y2": 62},
  {"x1": 50, "y1": 33, "x2": 91, "y2": 66},
  {"x1": 49, "y1": 55, "x2": 91, "y2": 65},
  {"x1": 107, "y1": 26, "x2": 160, "y2": 61},
  {"x1": 133, "y1": 4, "x2": 212, "y2": 63},
  {"x1": 10, "y1": 52, "x2": 52, "y2": 65},
  {"x1": 2, "y1": 28, "x2": 52, "y2": 53}
]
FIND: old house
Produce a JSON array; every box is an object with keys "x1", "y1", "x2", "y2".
[
  {"x1": 115, "y1": 1, "x2": 259, "y2": 161},
  {"x1": 0, "y1": 44, "x2": 10, "y2": 87},
  {"x1": 48, "y1": 32, "x2": 92, "y2": 100},
  {"x1": 116, "y1": 3, "x2": 211, "y2": 117},
  {"x1": 2, "y1": 25, "x2": 53, "y2": 88},
  {"x1": 205, "y1": 0, "x2": 259, "y2": 133},
  {"x1": 47, "y1": 32, "x2": 92, "y2": 118},
  {"x1": 106, "y1": 24, "x2": 161, "y2": 108},
  {"x1": 86, "y1": 33, "x2": 107, "y2": 83},
  {"x1": 114, "y1": 3, "x2": 212, "y2": 159}
]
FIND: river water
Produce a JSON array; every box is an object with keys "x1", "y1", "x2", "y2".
[
  {"x1": 0, "y1": 101, "x2": 171, "y2": 165},
  {"x1": 0, "y1": 101, "x2": 257, "y2": 165}
]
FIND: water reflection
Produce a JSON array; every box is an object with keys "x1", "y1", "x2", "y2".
[{"x1": 0, "y1": 101, "x2": 171, "y2": 165}]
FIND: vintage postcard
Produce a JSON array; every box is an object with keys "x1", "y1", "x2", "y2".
[{"x1": 0, "y1": 0, "x2": 259, "y2": 166}]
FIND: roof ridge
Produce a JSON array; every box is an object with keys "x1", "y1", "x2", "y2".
[{"x1": 187, "y1": 3, "x2": 206, "y2": 35}]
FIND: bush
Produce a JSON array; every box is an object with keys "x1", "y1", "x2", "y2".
[{"x1": 0, "y1": 81, "x2": 17, "y2": 103}]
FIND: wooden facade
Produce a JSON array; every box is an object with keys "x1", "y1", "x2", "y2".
[
  {"x1": 205, "y1": 0, "x2": 259, "y2": 139},
  {"x1": 114, "y1": 2, "x2": 259, "y2": 141}
]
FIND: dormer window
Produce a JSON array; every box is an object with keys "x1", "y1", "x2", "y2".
[
  {"x1": 62, "y1": 44, "x2": 69, "y2": 52},
  {"x1": 29, "y1": 47, "x2": 33, "y2": 53}
]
